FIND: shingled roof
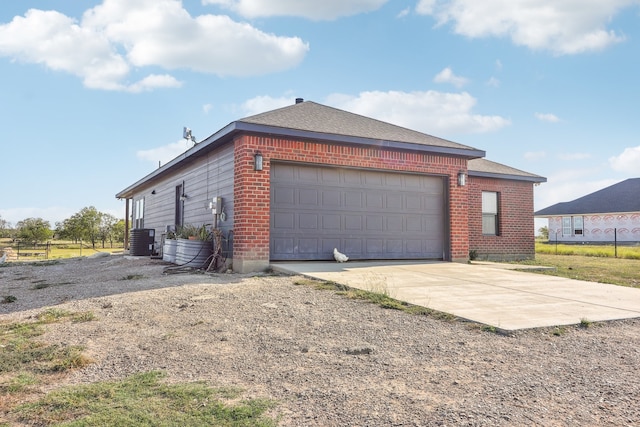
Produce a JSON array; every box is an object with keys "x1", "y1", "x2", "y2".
[
  {"x1": 239, "y1": 100, "x2": 483, "y2": 155},
  {"x1": 535, "y1": 178, "x2": 640, "y2": 216},
  {"x1": 468, "y1": 158, "x2": 546, "y2": 183}
]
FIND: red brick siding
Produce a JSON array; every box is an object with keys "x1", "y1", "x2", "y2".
[
  {"x1": 233, "y1": 134, "x2": 470, "y2": 267},
  {"x1": 468, "y1": 176, "x2": 535, "y2": 260}
]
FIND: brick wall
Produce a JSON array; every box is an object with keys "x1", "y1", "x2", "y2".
[
  {"x1": 233, "y1": 134, "x2": 470, "y2": 272},
  {"x1": 468, "y1": 176, "x2": 535, "y2": 261}
]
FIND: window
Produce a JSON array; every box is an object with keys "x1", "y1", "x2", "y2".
[
  {"x1": 482, "y1": 191, "x2": 499, "y2": 235},
  {"x1": 134, "y1": 198, "x2": 144, "y2": 229},
  {"x1": 563, "y1": 216, "x2": 583, "y2": 236},
  {"x1": 573, "y1": 216, "x2": 583, "y2": 236},
  {"x1": 562, "y1": 217, "x2": 571, "y2": 236}
]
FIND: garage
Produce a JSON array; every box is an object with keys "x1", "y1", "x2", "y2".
[{"x1": 270, "y1": 163, "x2": 447, "y2": 261}]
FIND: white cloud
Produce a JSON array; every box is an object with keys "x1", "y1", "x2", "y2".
[
  {"x1": 535, "y1": 112, "x2": 561, "y2": 123},
  {"x1": 433, "y1": 67, "x2": 469, "y2": 88},
  {"x1": 416, "y1": 0, "x2": 635, "y2": 55},
  {"x1": 239, "y1": 90, "x2": 509, "y2": 135},
  {"x1": 137, "y1": 139, "x2": 194, "y2": 165},
  {"x1": 240, "y1": 95, "x2": 294, "y2": 116},
  {"x1": 397, "y1": 7, "x2": 411, "y2": 18},
  {"x1": 609, "y1": 145, "x2": 640, "y2": 173},
  {"x1": 0, "y1": 0, "x2": 309, "y2": 91},
  {"x1": 524, "y1": 151, "x2": 546, "y2": 161},
  {"x1": 204, "y1": 0, "x2": 388, "y2": 20},
  {"x1": 203, "y1": 104, "x2": 213, "y2": 114},
  {"x1": 535, "y1": 168, "x2": 618, "y2": 210},
  {"x1": 127, "y1": 74, "x2": 183, "y2": 93},
  {"x1": 326, "y1": 89, "x2": 510, "y2": 134},
  {"x1": 486, "y1": 77, "x2": 500, "y2": 87},
  {"x1": 557, "y1": 152, "x2": 591, "y2": 161}
]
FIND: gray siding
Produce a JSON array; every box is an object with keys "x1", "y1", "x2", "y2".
[{"x1": 131, "y1": 144, "x2": 234, "y2": 248}]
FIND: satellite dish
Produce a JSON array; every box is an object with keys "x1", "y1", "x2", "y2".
[{"x1": 183, "y1": 126, "x2": 197, "y2": 144}]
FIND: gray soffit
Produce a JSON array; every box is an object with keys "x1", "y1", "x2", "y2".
[
  {"x1": 468, "y1": 158, "x2": 547, "y2": 183},
  {"x1": 535, "y1": 178, "x2": 640, "y2": 216}
]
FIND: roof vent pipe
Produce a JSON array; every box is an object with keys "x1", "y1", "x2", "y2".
[{"x1": 295, "y1": 97, "x2": 304, "y2": 104}]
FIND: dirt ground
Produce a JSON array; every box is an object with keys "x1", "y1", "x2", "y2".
[{"x1": 1, "y1": 255, "x2": 639, "y2": 426}]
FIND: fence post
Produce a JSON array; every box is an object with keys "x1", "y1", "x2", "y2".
[{"x1": 614, "y1": 228, "x2": 618, "y2": 258}]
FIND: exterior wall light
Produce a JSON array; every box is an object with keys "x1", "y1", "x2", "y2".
[
  {"x1": 457, "y1": 171, "x2": 467, "y2": 187},
  {"x1": 254, "y1": 151, "x2": 263, "y2": 171}
]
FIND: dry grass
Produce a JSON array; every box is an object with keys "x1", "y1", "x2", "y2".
[{"x1": 516, "y1": 253, "x2": 640, "y2": 288}]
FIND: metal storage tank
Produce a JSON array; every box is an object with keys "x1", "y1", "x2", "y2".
[{"x1": 129, "y1": 228, "x2": 155, "y2": 256}]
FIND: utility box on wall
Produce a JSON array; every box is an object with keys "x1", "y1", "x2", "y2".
[{"x1": 209, "y1": 197, "x2": 222, "y2": 215}]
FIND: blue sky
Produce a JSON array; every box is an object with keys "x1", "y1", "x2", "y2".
[{"x1": 1, "y1": 0, "x2": 639, "y2": 230}]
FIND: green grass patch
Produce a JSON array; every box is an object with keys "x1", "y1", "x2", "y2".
[
  {"x1": 515, "y1": 253, "x2": 640, "y2": 288},
  {"x1": 13, "y1": 371, "x2": 277, "y2": 427},
  {"x1": 2, "y1": 295, "x2": 17, "y2": 303},
  {"x1": 294, "y1": 278, "x2": 456, "y2": 321},
  {"x1": 536, "y1": 242, "x2": 640, "y2": 260},
  {"x1": 120, "y1": 274, "x2": 145, "y2": 281},
  {"x1": 0, "y1": 313, "x2": 93, "y2": 378}
]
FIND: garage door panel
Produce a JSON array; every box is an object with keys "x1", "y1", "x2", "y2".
[
  {"x1": 271, "y1": 164, "x2": 446, "y2": 261},
  {"x1": 299, "y1": 189, "x2": 319, "y2": 205},
  {"x1": 405, "y1": 240, "x2": 424, "y2": 254},
  {"x1": 272, "y1": 164, "x2": 295, "y2": 180},
  {"x1": 386, "y1": 216, "x2": 403, "y2": 233},
  {"x1": 273, "y1": 212, "x2": 295, "y2": 230},
  {"x1": 298, "y1": 167, "x2": 319, "y2": 182},
  {"x1": 386, "y1": 193, "x2": 403, "y2": 210},
  {"x1": 322, "y1": 239, "x2": 341, "y2": 254},
  {"x1": 406, "y1": 216, "x2": 423, "y2": 232},
  {"x1": 273, "y1": 238, "x2": 295, "y2": 255},
  {"x1": 406, "y1": 194, "x2": 423, "y2": 211},
  {"x1": 345, "y1": 215, "x2": 363, "y2": 230},
  {"x1": 387, "y1": 239, "x2": 404, "y2": 253},
  {"x1": 273, "y1": 187, "x2": 295, "y2": 206},
  {"x1": 344, "y1": 239, "x2": 362, "y2": 254},
  {"x1": 344, "y1": 169, "x2": 362, "y2": 185},
  {"x1": 366, "y1": 216, "x2": 384, "y2": 231},
  {"x1": 345, "y1": 192, "x2": 363, "y2": 208},
  {"x1": 321, "y1": 214, "x2": 341, "y2": 230},
  {"x1": 366, "y1": 239, "x2": 384, "y2": 254},
  {"x1": 366, "y1": 193, "x2": 384, "y2": 209},
  {"x1": 385, "y1": 174, "x2": 403, "y2": 187},
  {"x1": 298, "y1": 238, "x2": 318, "y2": 254},
  {"x1": 299, "y1": 213, "x2": 318, "y2": 229}
]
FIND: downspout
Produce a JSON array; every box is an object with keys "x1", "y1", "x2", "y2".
[{"x1": 124, "y1": 198, "x2": 130, "y2": 251}]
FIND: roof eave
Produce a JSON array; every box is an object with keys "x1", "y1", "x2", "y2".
[
  {"x1": 469, "y1": 170, "x2": 547, "y2": 183},
  {"x1": 236, "y1": 122, "x2": 486, "y2": 158},
  {"x1": 115, "y1": 122, "x2": 238, "y2": 199},
  {"x1": 535, "y1": 209, "x2": 640, "y2": 217},
  {"x1": 116, "y1": 121, "x2": 486, "y2": 199}
]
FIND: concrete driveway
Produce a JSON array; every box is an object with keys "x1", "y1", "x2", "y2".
[{"x1": 271, "y1": 261, "x2": 640, "y2": 331}]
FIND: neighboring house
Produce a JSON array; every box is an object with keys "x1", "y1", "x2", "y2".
[
  {"x1": 116, "y1": 99, "x2": 546, "y2": 272},
  {"x1": 535, "y1": 178, "x2": 640, "y2": 244}
]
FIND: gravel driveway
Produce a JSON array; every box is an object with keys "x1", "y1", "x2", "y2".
[{"x1": 1, "y1": 255, "x2": 639, "y2": 426}]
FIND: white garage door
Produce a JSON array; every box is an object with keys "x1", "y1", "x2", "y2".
[{"x1": 270, "y1": 163, "x2": 446, "y2": 261}]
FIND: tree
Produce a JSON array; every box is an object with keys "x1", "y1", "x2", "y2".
[
  {"x1": 57, "y1": 207, "x2": 125, "y2": 249},
  {"x1": 16, "y1": 218, "x2": 53, "y2": 244},
  {"x1": 77, "y1": 206, "x2": 102, "y2": 249},
  {"x1": 538, "y1": 226, "x2": 549, "y2": 240},
  {"x1": 58, "y1": 214, "x2": 84, "y2": 243},
  {"x1": 0, "y1": 215, "x2": 13, "y2": 238},
  {"x1": 112, "y1": 220, "x2": 126, "y2": 245},
  {"x1": 99, "y1": 213, "x2": 119, "y2": 248}
]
